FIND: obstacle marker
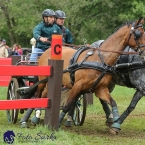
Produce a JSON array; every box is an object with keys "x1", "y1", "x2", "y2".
[{"x1": 51, "y1": 35, "x2": 62, "y2": 60}]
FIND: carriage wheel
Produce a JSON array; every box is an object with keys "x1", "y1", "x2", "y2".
[
  {"x1": 73, "y1": 93, "x2": 87, "y2": 126},
  {"x1": 6, "y1": 78, "x2": 19, "y2": 124}
]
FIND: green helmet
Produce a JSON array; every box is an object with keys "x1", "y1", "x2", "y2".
[
  {"x1": 55, "y1": 10, "x2": 66, "y2": 18},
  {"x1": 42, "y1": 9, "x2": 56, "y2": 18}
]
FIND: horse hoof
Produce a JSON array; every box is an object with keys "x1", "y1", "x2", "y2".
[
  {"x1": 20, "y1": 122, "x2": 29, "y2": 128},
  {"x1": 106, "y1": 122, "x2": 113, "y2": 127},
  {"x1": 109, "y1": 128, "x2": 120, "y2": 135},
  {"x1": 31, "y1": 122, "x2": 36, "y2": 126},
  {"x1": 106, "y1": 117, "x2": 114, "y2": 127},
  {"x1": 31, "y1": 116, "x2": 40, "y2": 125},
  {"x1": 64, "y1": 121, "x2": 73, "y2": 127}
]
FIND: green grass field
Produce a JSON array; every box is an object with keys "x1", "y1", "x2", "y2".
[{"x1": 0, "y1": 86, "x2": 145, "y2": 145}]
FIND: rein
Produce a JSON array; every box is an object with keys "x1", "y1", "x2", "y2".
[
  {"x1": 46, "y1": 36, "x2": 142, "y2": 55},
  {"x1": 63, "y1": 43, "x2": 85, "y2": 48},
  {"x1": 88, "y1": 46, "x2": 139, "y2": 55},
  {"x1": 45, "y1": 39, "x2": 85, "y2": 48},
  {"x1": 64, "y1": 43, "x2": 140, "y2": 55}
]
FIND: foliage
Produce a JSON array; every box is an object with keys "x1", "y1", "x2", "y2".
[{"x1": 0, "y1": 0, "x2": 145, "y2": 47}]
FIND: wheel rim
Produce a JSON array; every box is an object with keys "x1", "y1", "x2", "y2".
[
  {"x1": 6, "y1": 78, "x2": 19, "y2": 124},
  {"x1": 73, "y1": 94, "x2": 87, "y2": 126}
]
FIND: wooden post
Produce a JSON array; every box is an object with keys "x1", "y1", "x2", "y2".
[
  {"x1": 11, "y1": 56, "x2": 21, "y2": 65},
  {"x1": 44, "y1": 34, "x2": 63, "y2": 130},
  {"x1": 85, "y1": 93, "x2": 93, "y2": 105},
  {"x1": 44, "y1": 59, "x2": 63, "y2": 130}
]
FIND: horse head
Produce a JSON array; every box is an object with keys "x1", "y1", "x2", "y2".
[{"x1": 127, "y1": 17, "x2": 145, "y2": 53}]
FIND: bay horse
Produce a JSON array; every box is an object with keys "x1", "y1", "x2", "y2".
[{"x1": 20, "y1": 17, "x2": 145, "y2": 134}]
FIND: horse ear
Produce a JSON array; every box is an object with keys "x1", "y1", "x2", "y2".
[{"x1": 136, "y1": 17, "x2": 144, "y2": 25}]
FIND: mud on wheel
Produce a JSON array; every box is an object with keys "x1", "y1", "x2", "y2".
[
  {"x1": 73, "y1": 93, "x2": 87, "y2": 126},
  {"x1": 6, "y1": 78, "x2": 19, "y2": 124}
]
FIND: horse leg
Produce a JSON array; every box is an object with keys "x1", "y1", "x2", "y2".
[
  {"x1": 109, "y1": 98, "x2": 121, "y2": 134},
  {"x1": 41, "y1": 84, "x2": 48, "y2": 98},
  {"x1": 20, "y1": 108, "x2": 34, "y2": 128},
  {"x1": 115, "y1": 90, "x2": 143, "y2": 125},
  {"x1": 99, "y1": 99, "x2": 113, "y2": 127},
  {"x1": 59, "y1": 83, "x2": 82, "y2": 127},
  {"x1": 99, "y1": 82, "x2": 115, "y2": 127},
  {"x1": 95, "y1": 88, "x2": 121, "y2": 134},
  {"x1": 64, "y1": 102, "x2": 76, "y2": 127},
  {"x1": 61, "y1": 89, "x2": 75, "y2": 127},
  {"x1": 34, "y1": 83, "x2": 45, "y2": 98}
]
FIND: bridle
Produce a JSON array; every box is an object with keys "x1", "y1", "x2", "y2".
[{"x1": 127, "y1": 22, "x2": 145, "y2": 55}]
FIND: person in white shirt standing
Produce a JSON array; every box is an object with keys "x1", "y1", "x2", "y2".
[{"x1": 0, "y1": 39, "x2": 8, "y2": 58}]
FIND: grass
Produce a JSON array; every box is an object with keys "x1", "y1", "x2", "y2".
[{"x1": 0, "y1": 86, "x2": 145, "y2": 145}]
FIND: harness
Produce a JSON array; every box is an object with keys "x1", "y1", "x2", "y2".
[
  {"x1": 63, "y1": 21, "x2": 145, "y2": 92},
  {"x1": 63, "y1": 46, "x2": 115, "y2": 92}
]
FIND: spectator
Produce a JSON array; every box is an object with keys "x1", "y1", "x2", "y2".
[
  {"x1": 11, "y1": 43, "x2": 23, "y2": 55},
  {"x1": 2, "y1": 39, "x2": 11, "y2": 56},
  {"x1": 2, "y1": 39, "x2": 9, "y2": 49},
  {"x1": 0, "y1": 45, "x2": 8, "y2": 58}
]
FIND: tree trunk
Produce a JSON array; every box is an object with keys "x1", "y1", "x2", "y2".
[{"x1": 1, "y1": 4, "x2": 15, "y2": 45}]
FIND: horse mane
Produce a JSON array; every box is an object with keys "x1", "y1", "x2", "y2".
[
  {"x1": 115, "y1": 21, "x2": 133, "y2": 32},
  {"x1": 102, "y1": 21, "x2": 134, "y2": 44}
]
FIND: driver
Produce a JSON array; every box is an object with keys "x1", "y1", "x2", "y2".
[{"x1": 30, "y1": 9, "x2": 62, "y2": 61}]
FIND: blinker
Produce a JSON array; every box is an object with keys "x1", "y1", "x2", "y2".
[{"x1": 134, "y1": 30, "x2": 141, "y2": 39}]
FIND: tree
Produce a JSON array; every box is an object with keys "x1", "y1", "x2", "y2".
[{"x1": 0, "y1": 0, "x2": 145, "y2": 46}]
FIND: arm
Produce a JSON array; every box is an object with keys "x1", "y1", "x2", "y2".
[
  {"x1": 33, "y1": 23, "x2": 49, "y2": 43},
  {"x1": 33, "y1": 22, "x2": 43, "y2": 41},
  {"x1": 18, "y1": 49, "x2": 23, "y2": 55}
]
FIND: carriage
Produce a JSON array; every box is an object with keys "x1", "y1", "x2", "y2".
[
  {"x1": 6, "y1": 44, "x2": 145, "y2": 129},
  {"x1": 6, "y1": 51, "x2": 88, "y2": 127},
  {"x1": 5, "y1": 17, "x2": 145, "y2": 134}
]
